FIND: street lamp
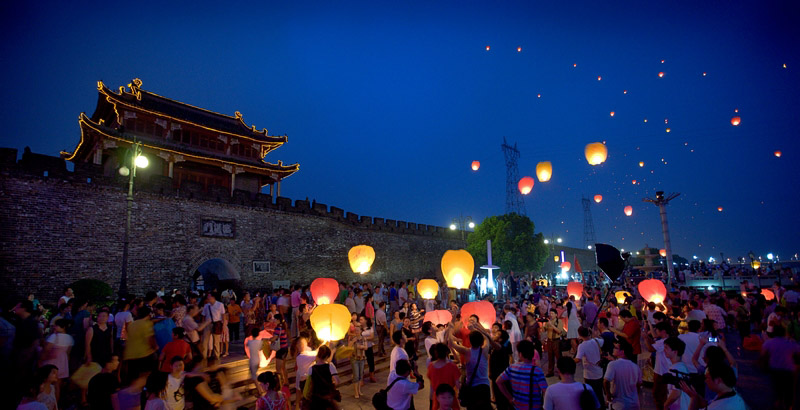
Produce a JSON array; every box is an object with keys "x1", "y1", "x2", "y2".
[
  {"x1": 450, "y1": 214, "x2": 474, "y2": 242},
  {"x1": 543, "y1": 234, "x2": 563, "y2": 282},
  {"x1": 119, "y1": 141, "x2": 148, "y2": 296}
]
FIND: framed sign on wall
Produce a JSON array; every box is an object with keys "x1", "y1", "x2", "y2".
[{"x1": 253, "y1": 260, "x2": 270, "y2": 274}]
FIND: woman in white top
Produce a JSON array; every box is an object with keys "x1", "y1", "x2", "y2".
[
  {"x1": 41, "y1": 319, "x2": 74, "y2": 380},
  {"x1": 359, "y1": 315, "x2": 377, "y2": 383},
  {"x1": 565, "y1": 300, "x2": 581, "y2": 355},
  {"x1": 144, "y1": 372, "x2": 169, "y2": 410}
]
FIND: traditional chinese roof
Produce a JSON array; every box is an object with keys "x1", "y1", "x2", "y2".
[{"x1": 97, "y1": 78, "x2": 287, "y2": 144}]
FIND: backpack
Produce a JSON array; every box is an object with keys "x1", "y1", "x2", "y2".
[
  {"x1": 579, "y1": 383, "x2": 599, "y2": 410},
  {"x1": 372, "y1": 377, "x2": 404, "y2": 410}
]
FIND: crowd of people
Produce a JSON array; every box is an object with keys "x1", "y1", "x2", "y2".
[{"x1": 4, "y1": 272, "x2": 800, "y2": 409}]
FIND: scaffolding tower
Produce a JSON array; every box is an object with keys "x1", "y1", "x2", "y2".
[
  {"x1": 582, "y1": 197, "x2": 596, "y2": 248},
  {"x1": 501, "y1": 137, "x2": 525, "y2": 215}
]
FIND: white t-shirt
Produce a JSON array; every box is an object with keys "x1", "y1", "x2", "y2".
[
  {"x1": 389, "y1": 345, "x2": 409, "y2": 383},
  {"x1": 202, "y1": 301, "x2": 225, "y2": 322},
  {"x1": 295, "y1": 349, "x2": 317, "y2": 388},
  {"x1": 247, "y1": 339, "x2": 263, "y2": 365},
  {"x1": 604, "y1": 359, "x2": 641, "y2": 409},
  {"x1": 653, "y1": 339, "x2": 671, "y2": 376},
  {"x1": 362, "y1": 328, "x2": 375, "y2": 348},
  {"x1": 114, "y1": 311, "x2": 133, "y2": 339},
  {"x1": 543, "y1": 381, "x2": 599, "y2": 410},
  {"x1": 386, "y1": 374, "x2": 419, "y2": 410},
  {"x1": 766, "y1": 312, "x2": 780, "y2": 333},
  {"x1": 576, "y1": 338, "x2": 604, "y2": 380},
  {"x1": 144, "y1": 398, "x2": 169, "y2": 410},
  {"x1": 707, "y1": 392, "x2": 747, "y2": 409},
  {"x1": 666, "y1": 362, "x2": 691, "y2": 410},
  {"x1": 678, "y1": 332, "x2": 700, "y2": 373},
  {"x1": 166, "y1": 372, "x2": 185, "y2": 410},
  {"x1": 46, "y1": 332, "x2": 74, "y2": 347},
  {"x1": 424, "y1": 336, "x2": 437, "y2": 365}
]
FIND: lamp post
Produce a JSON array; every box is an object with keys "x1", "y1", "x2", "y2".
[
  {"x1": 449, "y1": 214, "x2": 474, "y2": 242},
  {"x1": 643, "y1": 191, "x2": 680, "y2": 289},
  {"x1": 543, "y1": 234, "x2": 563, "y2": 284},
  {"x1": 119, "y1": 141, "x2": 148, "y2": 297}
]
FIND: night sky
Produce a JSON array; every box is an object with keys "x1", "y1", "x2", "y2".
[{"x1": 1, "y1": 1, "x2": 798, "y2": 262}]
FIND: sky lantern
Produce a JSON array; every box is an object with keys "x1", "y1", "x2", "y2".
[
  {"x1": 594, "y1": 194, "x2": 603, "y2": 203},
  {"x1": 566, "y1": 281, "x2": 583, "y2": 299},
  {"x1": 561, "y1": 261, "x2": 571, "y2": 272},
  {"x1": 717, "y1": 206, "x2": 723, "y2": 212},
  {"x1": 348, "y1": 245, "x2": 375, "y2": 274},
  {"x1": 537, "y1": 93, "x2": 541, "y2": 98},
  {"x1": 423, "y1": 310, "x2": 452, "y2": 326},
  {"x1": 761, "y1": 288, "x2": 775, "y2": 300},
  {"x1": 610, "y1": 111, "x2": 615, "y2": 117},
  {"x1": 665, "y1": 128, "x2": 671, "y2": 133},
  {"x1": 485, "y1": 45, "x2": 490, "y2": 51},
  {"x1": 731, "y1": 116, "x2": 741, "y2": 126},
  {"x1": 632, "y1": 179, "x2": 637, "y2": 185},
  {"x1": 441, "y1": 249, "x2": 474, "y2": 289},
  {"x1": 752, "y1": 261, "x2": 761, "y2": 270},
  {"x1": 417, "y1": 279, "x2": 439, "y2": 300},
  {"x1": 310, "y1": 278, "x2": 339, "y2": 305},
  {"x1": 518, "y1": 176, "x2": 535, "y2": 195},
  {"x1": 536, "y1": 161, "x2": 552, "y2": 182},
  {"x1": 585, "y1": 142, "x2": 608, "y2": 165},
  {"x1": 659, "y1": 249, "x2": 667, "y2": 257},
  {"x1": 597, "y1": 76, "x2": 602, "y2": 81},
  {"x1": 461, "y1": 300, "x2": 496, "y2": 329},
  {"x1": 517, "y1": 46, "x2": 522, "y2": 52},
  {"x1": 774, "y1": 150, "x2": 782, "y2": 158},
  {"x1": 639, "y1": 161, "x2": 644, "y2": 167},
  {"x1": 471, "y1": 161, "x2": 480, "y2": 171},
  {"x1": 644, "y1": 118, "x2": 648, "y2": 123},
  {"x1": 703, "y1": 72, "x2": 707, "y2": 76},
  {"x1": 658, "y1": 71, "x2": 665, "y2": 78},
  {"x1": 623, "y1": 90, "x2": 628, "y2": 94},
  {"x1": 638, "y1": 279, "x2": 667, "y2": 304},
  {"x1": 624, "y1": 205, "x2": 633, "y2": 216},
  {"x1": 554, "y1": 255, "x2": 559, "y2": 262},
  {"x1": 615, "y1": 291, "x2": 631, "y2": 304},
  {"x1": 310, "y1": 303, "x2": 351, "y2": 342}
]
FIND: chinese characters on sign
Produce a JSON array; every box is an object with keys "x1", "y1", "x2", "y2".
[{"x1": 201, "y1": 218, "x2": 235, "y2": 238}]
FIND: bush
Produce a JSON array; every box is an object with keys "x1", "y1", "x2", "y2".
[{"x1": 69, "y1": 279, "x2": 113, "y2": 305}]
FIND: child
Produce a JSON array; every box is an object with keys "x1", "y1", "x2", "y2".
[
  {"x1": 435, "y1": 383, "x2": 456, "y2": 410},
  {"x1": 159, "y1": 327, "x2": 192, "y2": 372},
  {"x1": 247, "y1": 328, "x2": 264, "y2": 391},
  {"x1": 256, "y1": 371, "x2": 288, "y2": 410}
]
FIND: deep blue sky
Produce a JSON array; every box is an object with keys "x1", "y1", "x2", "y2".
[{"x1": 2, "y1": 1, "x2": 799, "y2": 261}]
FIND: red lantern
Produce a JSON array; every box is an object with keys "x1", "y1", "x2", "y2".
[
  {"x1": 659, "y1": 249, "x2": 667, "y2": 257},
  {"x1": 518, "y1": 176, "x2": 535, "y2": 195},
  {"x1": 610, "y1": 111, "x2": 615, "y2": 117},
  {"x1": 717, "y1": 206, "x2": 723, "y2": 212},
  {"x1": 638, "y1": 279, "x2": 667, "y2": 304},
  {"x1": 632, "y1": 179, "x2": 637, "y2": 185},
  {"x1": 517, "y1": 46, "x2": 522, "y2": 52},
  {"x1": 774, "y1": 150, "x2": 782, "y2": 158},
  {"x1": 423, "y1": 310, "x2": 453, "y2": 327},
  {"x1": 461, "y1": 300, "x2": 496, "y2": 329},
  {"x1": 561, "y1": 261, "x2": 571, "y2": 272},
  {"x1": 310, "y1": 278, "x2": 339, "y2": 305},
  {"x1": 624, "y1": 206, "x2": 633, "y2": 216},
  {"x1": 471, "y1": 161, "x2": 480, "y2": 171},
  {"x1": 485, "y1": 45, "x2": 490, "y2": 51},
  {"x1": 731, "y1": 116, "x2": 741, "y2": 126},
  {"x1": 594, "y1": 194, "x2": 602, "y2": 203},
  {"x1": 761, "y1": 289, "x2": 775, "y2": 301},
  {"x1": 658, "y1": 72, "x2": 665, "y2": 78},
  {"x1": 566, "y1": 281, "x2": 583, "y2": 299}
]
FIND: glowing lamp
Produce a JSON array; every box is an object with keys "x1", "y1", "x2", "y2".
[
  {"x1": 615, "y1": 291, "x2": 631, "y2": 304},
  {"x1": 761, "y1": 289, "x2": 775, "y2": 301},
  {"x1": 485, "y1": 45, "x2": 490, "y2": 51},
  {"x1": 310, "y1": 303, "x2": 351, "y2": 342},
  {"x1": 585, "y1": 142, "x2": 608, "y2": 165},
  {"x1": 752, "y1": 261, "x2": 761, "y2": 270},
  {"x1": 348, "y1": 245, "x2": 376, "y2": 274},
  {"x1": 554, "y1": 255, "x2": 559, "y2": 262},
  {"x1": 441, "y1": 249, "x2": 475, "y2": 289},
  {"x1": 659, "y1": 249, "x2": 667, "y2": 257},
  {"x1": 774, "y1": 150, "x2": 782, "y2": 158},
  {"x1": 639, "y1": 161, "x2": 644, "y2": 167},
  {"x1": 731, "y1": 116, "x2": 741, "y2": 126},
  {"x1": 461, "y1": 300, "x2": 496, "y2": 329},
  {"x1": 594, "y1": 194, "x2": 602, "y2": 203},
  {"x1": 632, "y1": 180, "x2": 637, "y2": 185},
  {"x1": 561, "y1": 261, "x2": 571, "y2": 272},
  {"x1": 471, "y1": 161, "x2": 480, "y2": 171},
  {"x1": 597, "y1": 76, "x2": 602, "y2": 81},
  {"x1": 658, "y1": 72, "x2": 664, "y2": 78},
  {"x1": 423, "y1": 310, "x2": 452, "y2": 327},
  {"x1": 310, "y1": 278, "x2": 339, "y2": 305},
  {"x1": 610, "y1": 111, "x2": 615, "y2": 117},
  {"x1": 637, "y1": 279, "x2": 667, "y2": 304},
  {"x1": 717, "y1": 206, "x2": 723, "y2": 212},
  {"x1": 417, "y1": 279, "x2": 439, "y2": 300},
  {"x1": 566, "y1": 281, "x2": 583, "y2": 299},
  {"x1": 517, "y1": 46, "x2": 522, "y2": 52},
  {"x1": 518, "y1": 176, "x2": 535, "y2": 195},
  {"x1": 536, "y1": 161, "x2": 552, "y2": 182},
  {"x1": 624, "y1": 206, "x2": 633, "y2": 216},
  {"x1": 665, "y1": 128, "x2": 671, "y2": 133},
  {"x1": 134, "y1": 155, "x2": 149, "y2": 168}
]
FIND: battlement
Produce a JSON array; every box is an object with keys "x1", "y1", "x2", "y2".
[{"x1": 0, "y1": 147, "x2": 462, "y2": 239}]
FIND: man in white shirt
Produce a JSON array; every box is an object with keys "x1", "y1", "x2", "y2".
[
  {"x1": 202, "y1": 293, "x2": 225, "y2": 359},
  {"x1": 575, "y1": 326, "x2": 605, "y2": 409},
  {"x1": 604, "y1": 338, "x2": 642, "y2": 410},
  {"x1": 398, "y1": 282, "x2": 409, "y2": 306},
  {"x1": 388, "y1": 330, "x2": 408, "y2": 383},
  {"x1": 663, "y1": 337, "x2": 691, "y2": 410},
  {"x1": 386, "y1": 359, "x2": 422, "y2": 410},
  {"x1": 679, "y1": 320, "x2": 702, "y2": 392},
  {"x1": 544, "y1": 357, "x2": 600, "y2": 410},
  {"x1": 646, "y1": 321, "x2": 672, "y2": 410},
  {"x1": 681, "y1": 364, "x2": 746, "y2": 410}
]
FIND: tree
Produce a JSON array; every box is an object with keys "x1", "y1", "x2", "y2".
[{"x1": 466, "y1": 213, "x2": 548, "y2": 273}]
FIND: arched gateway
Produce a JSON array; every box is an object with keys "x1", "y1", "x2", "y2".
[{"x1": 192, "y1": 258, "x2": 241, "y2": 292}]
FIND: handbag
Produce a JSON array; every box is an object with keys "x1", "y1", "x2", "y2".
[
  {"x1": 372, "y1": 376, "x2": 404, "y2": 410},
  {"x1": 212, "y1": 321, "x2": 223, "y2": 335},
  {"x1": 458, "y1": 349, "x2": 483, "y2": 406}
]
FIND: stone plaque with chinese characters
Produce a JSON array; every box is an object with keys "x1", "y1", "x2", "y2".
[{"x1": 200, "y1": 218, "x2": 235, "y2": 238}]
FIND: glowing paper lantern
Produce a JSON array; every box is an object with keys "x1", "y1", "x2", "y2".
[
  {"x1": 639, "y1": 161, "x2": 644, "y2": 167},
  {"x1": 623, "y1": 90, "x2": 628, "y2": 94},
  {"x1": 752, "y1": 261, "x2": 761, "y2": 270},
  {"x1": 624, "y1": 206, "x2": 633, "y2": 216},
  {"x1": 597, "y1": 76, "x2": 602, "y2": 81},
  {"x1": 485, "y1": 45, "x2": 490, "y2": 51},
  {"x1": 632, "y1": 180, "x2": 637, "y2": 185},
  {"x1": 731, "y1": 116, "x2": 741, "y2": 126},
  {"x1": 441, "y1": 249, "x2": 475, "y2": 289},
  {"x1": 348, "y1": 245, "x2": 375, "y2": 274},
  {"x1": 761, "y1": 289, "x2": 775, "y2": 301},
  {"x1": 637, "y1": 279, "x2": 667, "y2": 304},
  {"x1": 536, "y1": 162, "x2": 552, "y2": 182},
  {"x1": 461, "y1": 301, "x2": 496, "y2": 329},
  {"x1": 417, "y1": 279, "x2": 439, "y2": 300},
  {"x1": 658, "y1": 72, "x2": 664, "y2": 78},
  {"x1": 561, "y1": 261, "x2": 571, "y2": 272},
  {"x1": 585, "y1": 142, "x2": 608, "y2": 165},
  {"x1": 471, "y1": 161, "x2": 480, "y2": 171},
  {"x1": 659, "y1": 249, "x2": 667, "y2": 257},
  {"x1": 537, "y1": 94, "x2": 541, "y2": 98},
  {"x1": 594, "y1": 195, "x2": 602, "y2": 203},
  {"x1": 644, "y1": 118, "x2": 648, "y2": 123},
  {"x1": 615, "y1": 291, "x2": 631, "y2": 304},
  {"x1": 554, "y1": 255, "x2": 560, "y2": 262},
  {"x1": 518, "y1": 176, "x2": 535, "y2": 195},
  {"x1": 310, "y1": 303, "x2": 351, "y2": 342},
  {"x1": 566, "y1": 281, "x2": 583, "y2": 299},
  {"x1": 774, "y1": 150, "x2": 782, "y2": 158},
  {"x1": 610, "y1": 111, "x2": 615, "y2": 117},
  {"x1": 717, "y1": 206, "x2": 723, "y2": 212},
  {"x1": 517, "y1": 46, "x2": 522, "y2": 52},
  {"x1": 665, "y1": 128, "x2": 671, "y2": 133},
  {"x1": 423, "y1": 310, "x2": 452, "y2": 326},
  {"x1": 310, "y1": 278, "x2": 339, "y2": 305}
]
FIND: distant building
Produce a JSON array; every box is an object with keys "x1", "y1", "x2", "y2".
[{"x1": 62, "y1": 78, "x2": 298, "y2": 195}]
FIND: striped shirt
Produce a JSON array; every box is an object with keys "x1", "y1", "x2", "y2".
[
  {"x1": 274, "y1": 326, "x2": 288, "y2": 349},
  {"x1": 496, "y1": 362, "x2": 548, "y2": 410}
]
